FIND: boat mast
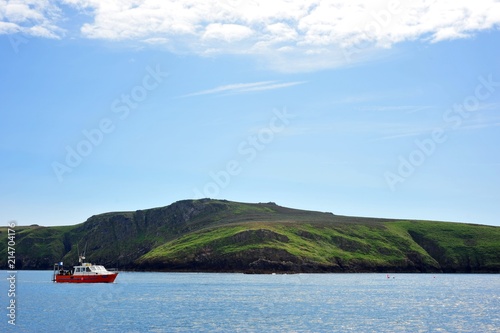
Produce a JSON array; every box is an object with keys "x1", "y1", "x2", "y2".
[{"x1": 77, "y1": 241, "x2": 87, "y2": 264}]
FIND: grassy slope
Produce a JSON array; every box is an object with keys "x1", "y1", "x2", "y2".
[
  {"x1": 1, "y1": 199, "x2": 499, "y2": 272},
  {"x1": 0, "y1": 224, "x2": 78, "y2": 268},
  {"x1": 135, "y1": 221, "x2": 441, "y2": 272},
  {"x1": 136, "y1": 201, "x2": 500, "y2": 272},
  {"x1": 388, "y1": 221, "x2": 500, "y2": 272}
]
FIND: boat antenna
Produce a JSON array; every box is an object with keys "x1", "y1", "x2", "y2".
[
  {"x1": 83, "y1": 242, "x2": 87, "y2": 259},
  {"x1": 78, "y1": 241, "x2": 88, "y2": 264}
]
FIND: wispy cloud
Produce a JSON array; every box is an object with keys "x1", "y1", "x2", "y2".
[
  {"x1": 458, "y1": 121, "x2": 500, "y2": 131},
  {"x1": 374, "y1": 120, "x2": 500, "y2": 142},
  {"x1": 374, "y1": 127, "x2": 437, "y2": 141},
  {"x1": 374, "y1": 105, "x2": 500, "y2": 141},
  {"x1": 358, "y1": 105, "x2": 435, "y2": 114},
  {"x1": 454, "y1": 111, "x2": 500, "y2": 131},
  {"x1": 179, "y1": 80, "x2": 306, "y2": 98}
]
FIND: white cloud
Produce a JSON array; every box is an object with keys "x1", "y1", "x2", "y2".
[
  {"x1": 0, "y1": 0, "x2": 63, "y2": 38},
  {"x1": 202, "y1": 23, "x2": 253, "y2": 42},
  {"x1": 2, "y1": 1, "x2": 500, "y2": 70},
  {"x1": 0, "y1": 21, "x2": 19, "y2": 34},
  {"x1": 142, "y1": 37, "x2": 168, "y2": 45}
]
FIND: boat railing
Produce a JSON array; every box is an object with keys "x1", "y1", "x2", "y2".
[{"x1": 52, "y1": 262, "x2": 63, "y2": 282}]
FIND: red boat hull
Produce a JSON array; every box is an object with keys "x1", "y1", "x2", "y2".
[{"x1": 55, "y1": 273, "x2": 118, "y2": 283}]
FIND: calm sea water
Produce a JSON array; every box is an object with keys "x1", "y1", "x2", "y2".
[{"x1": 1, "y1": 271, "x2": 499, "y2": 332}]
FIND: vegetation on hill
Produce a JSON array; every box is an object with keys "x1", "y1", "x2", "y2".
[{"x1": 1, "y1": 199, "x2": 499, "y2": 273}]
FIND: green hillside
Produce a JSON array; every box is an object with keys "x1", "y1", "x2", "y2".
[{"x1": 1, "y1": 199, "x2": 499, "y2": 273}]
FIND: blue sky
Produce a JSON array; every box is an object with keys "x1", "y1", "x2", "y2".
[{"x1": 1, "y1": 1, "x2": 500, "y2": 227}]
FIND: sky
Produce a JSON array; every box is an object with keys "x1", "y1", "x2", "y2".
[{"x1": 1, "y1": 0, "x2": 499, "y2": 227}]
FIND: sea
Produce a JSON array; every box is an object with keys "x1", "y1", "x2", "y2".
[{"x1": 1, "y1": 271, "x2": 499, "y2": 332}]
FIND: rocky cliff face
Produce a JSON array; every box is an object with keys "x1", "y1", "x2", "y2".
[{"x1": 60, "y1": 199, "x2": 232, "y2": 267}]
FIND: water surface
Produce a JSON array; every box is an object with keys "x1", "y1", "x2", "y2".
[{"x1": 1, "y1": 271, "x2": 499, "y2": 332}]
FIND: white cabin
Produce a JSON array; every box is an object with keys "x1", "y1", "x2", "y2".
[{"x1": 73, "y1": 263, "x2": 115, "y2": 276}]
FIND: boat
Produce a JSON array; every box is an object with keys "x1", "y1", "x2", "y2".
[{"x1": 52, "y1": 255, "x2": 118, "y2": 283}]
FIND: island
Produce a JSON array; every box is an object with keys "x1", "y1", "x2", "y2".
[{"x1": 1, "y1": 199, "x2": 499, "y2": 273}]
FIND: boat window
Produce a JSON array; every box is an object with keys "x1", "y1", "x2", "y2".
[
  {"x1": 75, "y1": 268, "x2": 80, "y2": 273},
  {"x1": 86, "y1": 267, "x2": 91, "y2": 272}
]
